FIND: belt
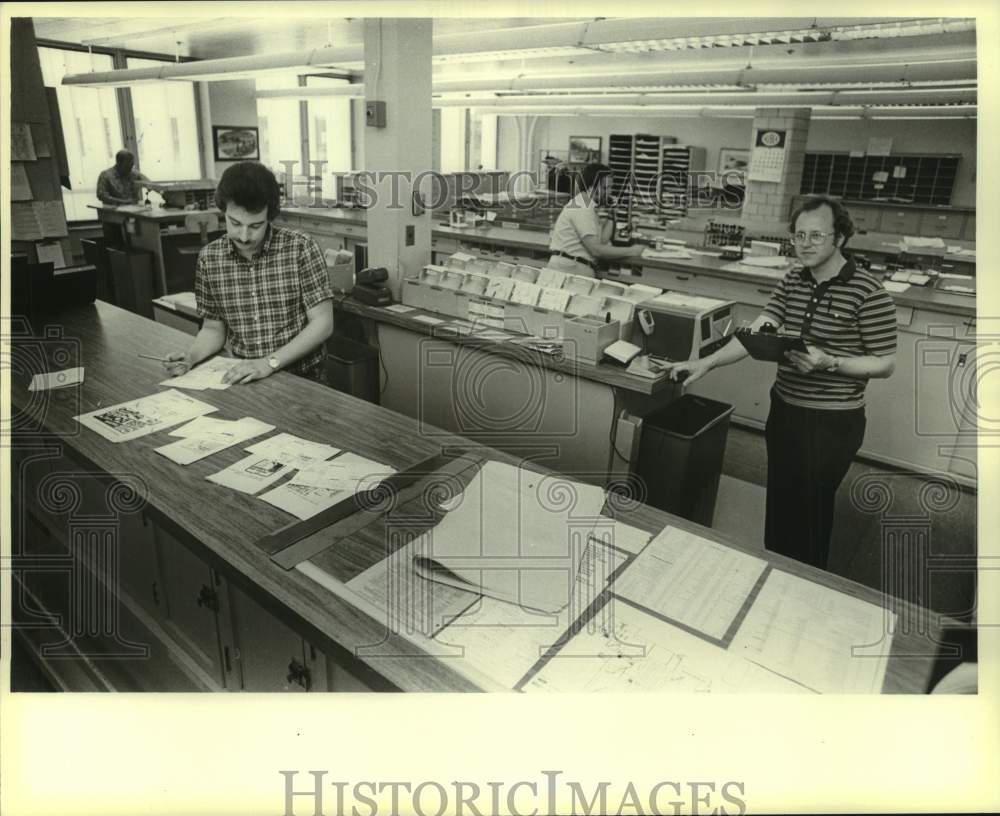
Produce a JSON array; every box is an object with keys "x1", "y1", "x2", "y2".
[{"x1": 553, "y1": 250, "x2": 597, "y2": 270}]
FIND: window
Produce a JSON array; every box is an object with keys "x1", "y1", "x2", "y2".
[
  {"x1": 127, "y1": 57, "x2": 202, "y2": 181},
  {"x1": 255, "y1": 75, "x2": 303, "y2": 177},
  {"x1": 39, "y1": 47, "x2": 123, "y2": 221},
  {"x1": 305, "y1": 76, "x2": 352, "y2": 202},
  {"x1": 439, "y1": 108, "x2": 467, "y2": 173}
]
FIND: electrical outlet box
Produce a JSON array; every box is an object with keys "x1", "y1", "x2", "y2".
[
  {"x1": 405, "y1": 225, "x2": 415, "y2": 246},
  {"x1": 366, "y1": 101, "x2": 387, "y2": 128}
]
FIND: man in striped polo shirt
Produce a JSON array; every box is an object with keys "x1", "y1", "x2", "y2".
[{"x1": 664, "y1": 195, "x2": 897, "y2": 569}]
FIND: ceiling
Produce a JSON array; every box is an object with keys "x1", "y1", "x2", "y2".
[{"x1": 34, "y1": 15, "x2": 978, "y2": 118}]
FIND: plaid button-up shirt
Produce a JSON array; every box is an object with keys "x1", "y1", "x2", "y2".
[{"x1": 195, "y1": 224, "x2": 333, "y2": 379}]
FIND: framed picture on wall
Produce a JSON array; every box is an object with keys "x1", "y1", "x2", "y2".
[
  {"x1": 568, "y1": 136, "x2": 602, "y2": 163},
  {"x1": 718, "y1": 147, "x2": 750, "y2": 184},
  {"x1": 212, "y1": 126, "x2": 260, "y2": 161}
]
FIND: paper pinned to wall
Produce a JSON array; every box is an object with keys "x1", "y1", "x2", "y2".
[
  {"x1": 11, "y1": 122, "x2": 36, "y2": 161},
  {"x1": 30, "y1": 123, "x2": 52, "y2": 158},
  {"x1": 35, "y1": 242, "x2": 67, "y2": 269},
  {"x1": 11, "y1": 163, "x2": 32, "y2": 200},
  {"x1": 11, "y1": 203, "x2": 43, "y2": 240}
]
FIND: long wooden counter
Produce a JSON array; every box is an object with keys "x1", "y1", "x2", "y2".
[{"x1": 10, "y1": 302, "x2": 957, "y2": 693}]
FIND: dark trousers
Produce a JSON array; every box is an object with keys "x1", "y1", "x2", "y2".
[{"x1": 764, "y1": 390, "x2": 866, "y2": 569}]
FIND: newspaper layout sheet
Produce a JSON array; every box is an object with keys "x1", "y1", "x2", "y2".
[
  {"x1": 74, "y1": 389, "x2": 217, "y2": 443},
  {"x1": 206, "y1": 453, "x2": 297, "y2": 495},
  {"x1": 428, "y1": 533, "x2": 629, "y2": 689},
  {"x1": 154, "y1": 417, "x2": 275, "y2": 465},
  {"x1": 411, "y1": 459, "x2": 607, "y2": 614},
  {"x1": 259, "y1": 452, "x2": 396, "y2": 520},
  {"x1": 728, "y1": 569, "x2": 896, "y2": 694},
  {"x1": 612, "y1": 526, "x2": 767, "y2": 640},
  {"x1": 522, "y1": 598, "x2": 812, "y2": 694},
  {"x1": 244, "y1": 432, "x2": 341, "y2": 470},
  {"x1": 159, "y1": 357, "x2": 240, "y2": 390}
]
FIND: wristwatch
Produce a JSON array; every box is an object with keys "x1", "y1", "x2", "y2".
[{"x1": 267, "y1": 355, "x2": 281, "y2": 371}]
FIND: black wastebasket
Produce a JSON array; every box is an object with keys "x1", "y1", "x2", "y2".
[
  {"x1": 633, "y1": 394, "x2": 734, "y2": 527},
  {"x1": 325, "y1": 336, "x2": 380, "y2": 404}
]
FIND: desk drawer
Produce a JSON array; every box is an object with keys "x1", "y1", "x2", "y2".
[
  {"x1": 880, "y1": 210, "x2": 921, "y2": 235},
  {"x1": 920, "y1": 211, "x2": 965, "y2": 240}
]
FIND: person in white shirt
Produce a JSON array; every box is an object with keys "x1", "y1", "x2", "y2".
[{"x1": 548, "y1": 162, "x2": 644, "y2": 278}]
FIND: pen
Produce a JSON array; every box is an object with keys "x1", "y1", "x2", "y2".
[{"x1": 138, "y1": 353, "x2": 171, "y2": 362}]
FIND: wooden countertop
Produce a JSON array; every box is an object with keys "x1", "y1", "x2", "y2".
[
  {"x1": 10, "y1": 301, "x2": 952, "y2": 693},
  {"x1": 90, "y1": 204, "x2": 222, "y2": 223}
]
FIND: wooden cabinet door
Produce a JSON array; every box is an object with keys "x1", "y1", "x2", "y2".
[
  {"x1": 227, "y1": 583, "x2": 308, "y2": 692},
  {"x1": 154, "y1": 525, "x2": 227, "y2": 687}
]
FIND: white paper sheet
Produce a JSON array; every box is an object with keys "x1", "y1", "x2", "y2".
[
  {"x1": 415, "y1": 459, "x2": 607, "y2": 613},
  {"x1": 883, "y1": 281, "x2": 911, "y2": 293},
  {"x1": 155, "y1": 417, "x2": 275, "y2": 465},
  {"x1": 74, "y1": 389, "x2": 217, "y2": 443},
  {"x1": 206, "y1": 453, "x2": 295, "y2": 494},
  {"x1": 35, "y1": 201, "x2": 68, "y2": 238},
  {"x1": 523, "y1": 600, "x2": 812, "y2": 694},
  {"x1": 260, "y1": 452, "x2": 395, "y2": 519},
  {"x1": 510, "y1": 281, "x2": 541, "y2": 306},
  {"x1": 535, "y1": 268, "x2": 568, "y2": 290},
  {"x1": 729, "y1": 569, "x2": 896, "y2": 694},
  {"x1": 343, "y1": 534, "x2": 483, "y2": 638},
  {"x1": 159, "y1": 357, "x2": 239, "y2": 390},
  {"x1": 35, "y1": 242, "x2": 66, "y2": 269},
  {"x1": 244, "y1": 432, "x2": 340, "y2": 470},
  {"x1": 29, "y1": 367, "x2": 84, "y2": 391},
  {"x1": 612, "y1": 526, "x2": 766, "y2": 640},
  {"x1": 412, "y1": 315, "x2": 445, "y2": 325},
  {"x1": 382, "y1": 304, "x2": 416, "y2": 313},
  {"x1": 642, "y1": 248, "x2": 693, "y2": 261},
  {"x1": 537, "y1": 288, "x2": 571, "y2": 313},
  {"x1": 429, "y1": 535, "x2": 627, "y2": 688}
]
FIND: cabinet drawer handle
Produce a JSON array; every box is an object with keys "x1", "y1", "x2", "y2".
[
  {"x1": 196, "y1": 584, "x2": 219, "y2": 613},
  {"x1": 224, "y1": 646, "x2": 232, "y2": 673},
  {"x1": 287, "y1": 658, "x2": 311, "y2": 690},
  {"x1": 675, "y1": 274, "x2": 691, "y2": 281},
  {"x1": 756, "y1": 288, "x2": 772, "y2": 295}
]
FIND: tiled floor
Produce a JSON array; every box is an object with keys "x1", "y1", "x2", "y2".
[{"x1": 712, "y1": 424, "x2": 977, "y2": 619}]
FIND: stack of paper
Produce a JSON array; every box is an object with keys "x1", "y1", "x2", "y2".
[
  {"x1": 260, "y1": 452, "x2": 395, "y2": 519},
  {"x1": 154, "y1": 416, "x2": 275, "y2": 465},
  {"x1": 159, "y1": 357, "x2": 239, "y2": 391},
  {"x1": 243, "y1": 432, "x2": 341, "y2": 470},
  {"x1": 29, "y1": 367, "x2": 84, "y2": 391},
  {"x1": 642, "y1": 247, "x2": 694, "y2": 261},
  {"x1": 74, "y1": 389, "x2": 217, "y2": 443}
]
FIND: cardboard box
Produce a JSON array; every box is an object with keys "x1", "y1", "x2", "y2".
[{"x1": 563, "y1": 315, "x2": 620, "y2": 364}]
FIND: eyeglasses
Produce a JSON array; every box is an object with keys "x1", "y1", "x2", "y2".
[{"x1": 791, "y1": 231, "x2": 834, "y2": 246}]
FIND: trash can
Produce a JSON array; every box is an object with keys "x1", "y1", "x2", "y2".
[
  {"x1": 106, "y1": 246, "x2": 155, "y2": 318},
  {"x1": 633, "y1": 394, "x2": 734, "y2": 527},
  {"x1": 325, "y1": 336, "x2": 380, "y2": 404}
]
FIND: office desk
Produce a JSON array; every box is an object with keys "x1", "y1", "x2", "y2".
[
  {"x1": 10, "y1": 302, "x2": 953, "y2": 693},
  {"x1": 89, "y1": 205, "x2": 222, "y2": 296}
]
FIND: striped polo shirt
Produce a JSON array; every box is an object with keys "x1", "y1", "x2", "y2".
[{"x1": 760, "y1": 257, "x2": 897, "y2": 410}]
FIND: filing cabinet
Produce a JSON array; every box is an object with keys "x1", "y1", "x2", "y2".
[
  {"x1": 920, "y1": 211, "x2": 966, "y2": 240},
  {"x1": 880, "y1": 209, "x2": 922, "y2": 235}
]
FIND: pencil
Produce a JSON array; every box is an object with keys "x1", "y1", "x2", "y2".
[{"x1": 137, "y1": 353, "x2": 171, "y2": 362}]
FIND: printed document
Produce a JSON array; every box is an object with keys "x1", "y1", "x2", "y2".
[
  {"x1": 523, "y1": 600, "x2": 812, "y2": 694},
  {"x1": 728, "y1": 570, "x2": 895, "y2": 694},
  {"x1": 612, "y1": 526, "x2": 766, "y2": 640},
  {"x1": 244, "y1": 432, "x2": 341, "y2": 470},
  {"x1": 75, "y1": 389, "x2": 217, "y2": 443},
  {"x1": 206, "y1": 453, "x2": 295, "y2": 494},
  {"x1": 154, "y1": 417, "x2": 275, "y2": 465},
  {"x1": 259, "y1": 452, "x2": 395, "y2": 519},
  {"x1": 159, "y1": 357, "x2": 240, "y2": 390}
]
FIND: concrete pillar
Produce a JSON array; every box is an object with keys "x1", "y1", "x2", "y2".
[
  {"x1": 363, "y1": 19, "x2": 433, "y2": 298},
  {"x1": 740, "y1": 107, "x2": 811, "y2": 235}
]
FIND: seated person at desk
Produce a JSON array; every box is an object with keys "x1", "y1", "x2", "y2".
[
  {"x1": 162, "y1": 161, "x2": 334, "y2": 384},
  {"x1": 548, "y1": 163, "x2": 644, "y2": 278},
  {"x1": 661, "y1": 195, "x2": 897, "y2": 570},
  {"x1": 96, "y1": 149, "x2": 156, "y2": 206}
]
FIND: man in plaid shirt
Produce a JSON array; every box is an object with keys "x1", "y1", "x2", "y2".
[{"x1": 163, "y1": 162, "x2": 333, "y2": 383}]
